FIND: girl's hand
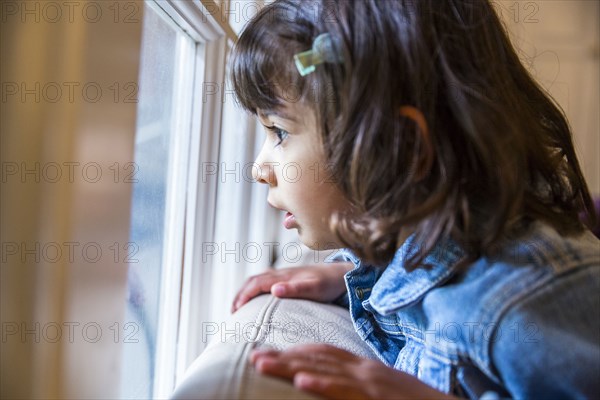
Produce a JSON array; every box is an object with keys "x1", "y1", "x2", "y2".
[
  {"x1": 231, "y1": 262, "x2": 353, "y2": 313},
  {"x1": 250, "y1": 344, "x2": 456, "y2": 400}
]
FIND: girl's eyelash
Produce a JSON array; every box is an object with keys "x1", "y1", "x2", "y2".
[{"x1": 265, "y1": 125, "x2": 289, "y2": 147}]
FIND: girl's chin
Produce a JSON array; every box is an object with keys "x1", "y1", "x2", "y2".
[{"x1": 298, "y1": 232, "x2": 340, "y2": 251}]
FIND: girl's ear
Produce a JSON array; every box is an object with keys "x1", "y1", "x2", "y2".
[{"x1": 399, "y1": 106, "x2": 434, "y2": 181}]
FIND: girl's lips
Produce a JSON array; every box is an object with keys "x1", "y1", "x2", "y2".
[{"x1": 283, "y1": 212, "x2": 297, "y2": 229}]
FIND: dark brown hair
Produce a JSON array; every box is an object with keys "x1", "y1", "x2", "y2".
[{"x1": 231, "y1": 0, "x2": 597, "y2": 269}]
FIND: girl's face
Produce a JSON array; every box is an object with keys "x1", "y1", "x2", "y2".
[{"x1": 254, "y1": 101, "x2": 351, "y2": 249}]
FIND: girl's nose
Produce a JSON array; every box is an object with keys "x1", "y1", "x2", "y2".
[
  {"x1": 252, "y1": 162, "x2": 277, "y2": 185},
  {"x1": 252, "y1": 148, "x2": 277, "y2": 186},
  {"x1": 252, "y1": 162, "x2": 271, "y2": 184}
]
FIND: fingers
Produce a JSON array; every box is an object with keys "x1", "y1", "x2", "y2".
[
  {"x1": 271, "y1": 278, "x2": 319, "y2": 299},
  {"x1": 251, "y1": 345, "x2": 449, "y2": 400},
  {"x1": 282, "y1": 343, "x2": 361, "y2": 362},
  {"x1": 251, "y1": 345, "x2": 369, "y2": 399},
  {"x1": 249, "y1": 348, "x2": 280, "y2": 363},
  {"x1": 231, "y1": 265, "x2": 335, "y2": 313},
  {"x1": 231, "y1": 272, "x2": 280, "y2": 313},
  {"x1": 251, "y1": 344, "x2": 361, "y2": 372},
  {"x1": 254, "y1": 354, "x2": 338, "y2": 378},
  {"x1": 294, "y1": 373, "x2": 369, "y2": 400}
]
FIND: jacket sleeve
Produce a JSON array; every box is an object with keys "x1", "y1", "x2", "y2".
[{"x1": 488, "y1": 266, "x2": 599, "y2": 399}]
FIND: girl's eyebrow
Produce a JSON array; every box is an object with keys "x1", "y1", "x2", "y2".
[{"x1": 259, "y1": 109, "x2": 298, "y2": 123}]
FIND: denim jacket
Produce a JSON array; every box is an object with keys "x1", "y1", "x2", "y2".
[{"x1": 327, "y1": 221, "x2": 600, "y2": 399}]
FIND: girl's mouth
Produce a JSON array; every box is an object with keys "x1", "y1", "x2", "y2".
[{"x1": 283, "y1": 212, "x2": 297, "y2": 229}]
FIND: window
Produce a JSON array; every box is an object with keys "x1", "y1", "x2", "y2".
[
  {"x1": 119, "y1": 0, "x2": 264, "y2": 397},
  {"x1": 121, "y1": 2, "x2": 198, "y2": 398}
]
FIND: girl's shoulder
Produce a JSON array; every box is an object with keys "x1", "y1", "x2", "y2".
[
  {"x1": 453, "y1": 220, "x2": 599, "y2": 326},
  {"x1": 489, "y1": 219, "x2": 599, "y2": 275}
]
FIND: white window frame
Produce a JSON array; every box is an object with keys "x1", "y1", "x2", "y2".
[{"x1": 149, "y1": 0, "x2": 261, "y2": 396}]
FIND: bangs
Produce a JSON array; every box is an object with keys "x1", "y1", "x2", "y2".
[{"x1": 230, "y1": 1, "x2": 319, "y2": 114}]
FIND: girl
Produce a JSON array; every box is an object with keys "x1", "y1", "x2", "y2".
[{"x1": 230, "y1": 0, "x2": 599, "y2": 398}]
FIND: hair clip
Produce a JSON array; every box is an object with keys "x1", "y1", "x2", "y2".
[{"x1": 294, "y1": 33, "x2": 343, "y2": 76}]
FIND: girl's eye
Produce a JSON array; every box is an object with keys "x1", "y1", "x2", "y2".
[{"x1": 267, "y1": 126, "x2": 289, "y2": 147}]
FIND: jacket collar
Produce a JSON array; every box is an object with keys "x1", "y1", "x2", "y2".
[
  {"x1": 325, "y1": 248, "x2": 363, "y2": 267},
  {"x1": 368, "y1": 235, "x2": 467, "y2": 315}
]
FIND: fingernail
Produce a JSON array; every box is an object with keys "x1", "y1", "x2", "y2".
[
  {"x1": 295, "y1": 373, "x2": 315, "y2": 388},
  {"x1": 272, "y1": 285, "x2": 285, "y2": 296},
  {"x1": 255, "y1": 357, "x2": 275, "y2": 372},
  {"x1": 250, "y1": 349, "x2": 271, "y2": 362},
  {"x1": 249, "y1": 351, "x2": 261, "y2": 363}
]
